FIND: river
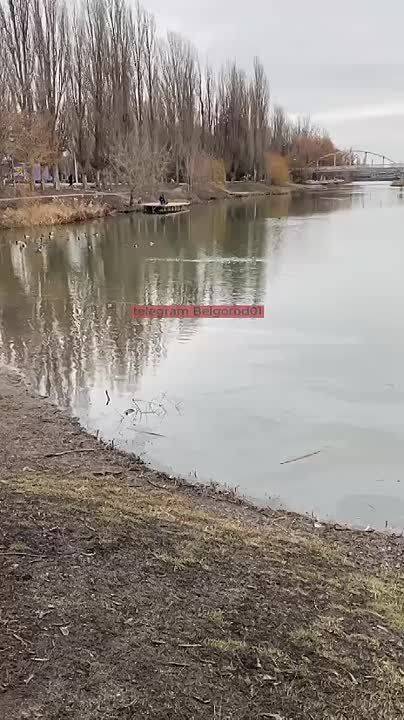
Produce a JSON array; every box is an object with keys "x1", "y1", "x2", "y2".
[{"x1": 1, "y1": 181, "x2": 404, "y2": 530}]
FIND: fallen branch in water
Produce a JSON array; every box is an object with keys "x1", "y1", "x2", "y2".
[
  {"x1": 136, "y1": 430, "x2": 167, "y2": 438},
  {"x1": 280, "y1": 450, "x2": 321, "y2": 465}
]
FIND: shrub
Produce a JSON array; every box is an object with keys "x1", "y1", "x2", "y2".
[
  {"x1": 211, "y1": 158, "x2": 226, "y2": 185},
  {"x1": 265, "y1": 152, "x2": 290, "y2": 185},
  {"x1": 193, "y1": 152, "x2": 226, "y2": 186}
]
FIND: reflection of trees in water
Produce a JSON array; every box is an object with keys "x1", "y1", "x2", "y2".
[{"x1": 0, "y1": 202, "x2": 270, "y2": 408}]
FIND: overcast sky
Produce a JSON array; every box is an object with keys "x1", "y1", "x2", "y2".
[{"x1": 142, "y1": 0, "x2": 404, "y2": 160}]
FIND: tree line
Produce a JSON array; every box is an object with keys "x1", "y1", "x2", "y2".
[{"x1": 0, "y1": 0, "x2": 338, "y2": 192}]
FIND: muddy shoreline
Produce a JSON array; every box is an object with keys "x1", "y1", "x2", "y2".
[
  {"x1": 0, "y1": 365, "x2": 399, "y2": 538},
  {"x1": 1, "y1": 366, "x2": 403, "y2": 719}
]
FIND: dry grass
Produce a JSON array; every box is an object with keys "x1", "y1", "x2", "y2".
[
  {"x1": 8, "y1": 473, "x2": 404, "y2": 627},
  {"x1": 6, "y1": 474, "x2": 353, "y2": 571},
  {"x1": 1, "y1": 471, "x2": 404, "y2": 720},
  {"x1": 0, "y1": 199, "x2": 110, "y2": 228},
  {"x1": 363, "y1": 576, "x2": 404, "y2": 631}
]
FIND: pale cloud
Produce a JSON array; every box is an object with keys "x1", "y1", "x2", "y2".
[{"x1": 311, "y1": 103, "x2": 404, "y2": 125}]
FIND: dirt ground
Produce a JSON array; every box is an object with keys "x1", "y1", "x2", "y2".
[{"x1": 0, "y1": 368, "x2": 403, "y2": 719}]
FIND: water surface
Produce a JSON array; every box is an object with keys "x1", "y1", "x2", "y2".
[{"x1": 1, "y1": 182, "x2": 404, "y2": 530}]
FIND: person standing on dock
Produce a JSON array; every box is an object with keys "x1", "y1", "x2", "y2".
[{"x1": 159, "y1": 193, "x2": 167, "y2": 205}]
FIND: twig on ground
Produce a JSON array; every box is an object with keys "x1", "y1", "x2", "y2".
[
  {"x1": 12, "y1": 633, "x2": 31, "y2": 647},
  {"x1": 147, "y1": 479, "x2": 171, "y2": 491},
  {"x1": 120, "y1": 699, "x2": 136, "y2": 709},
  {"x1": 41, "y1": 448, "x2": 98, "y2": 458},
  {"x1": 1, "y1": 552, "x2": 42, "y2": 557}
]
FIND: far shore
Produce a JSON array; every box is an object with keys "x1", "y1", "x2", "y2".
[
  {"x1": 0, "y1": 365, "x2": 403, "y2": 718},
  {"x1": 0, "y1": 179, "x2": 331, "y2": 229}
]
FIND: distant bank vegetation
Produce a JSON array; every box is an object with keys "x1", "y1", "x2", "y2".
[{"x1": 0, "y1": 0, "x2": 338, "y2": 198}]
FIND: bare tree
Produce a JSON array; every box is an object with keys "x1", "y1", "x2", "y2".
[
  {"x1": 143, "y1": 5, "x2": 157, "y2": 144},
  {"x1": 0, "y1": 111, "x2": 13, "y2": 164},
  {"x1": 131, "y1": 0, "x2": 145, "y2": 133},
  {"x1": 9, "y1": 111, "x2": 55, "y2": 189},
  {"x1": 270, "y1": 105, "x2": 291, "y2": 155},
  {"x1": 32, "y1": 0, "x2": 70, "y2": 188},
  {"x1": 0, "y1": 0, "x2": 35, "y2": 111},
  {"x1": 160, "y1": 32, "x2": 198, "y2": 184},
  {"x1": 250, "y1": 57, "x2": 269, "y2": 180},
  {"x1": 216, "y1": 62, "x2": 250, "y2": 179},
  {"x1": 110, "y1": 129, "x2": 168, "y2": 205},
  {"x1": 86, "y1": 0, "x2": 110, "y2": 187},
  {"x1": 197, "y1": 64, "x2": 216, "y2": 155},
  {"x1": 68, "y1": 6, "x2": 91, "y2": 187},
  {"x1": 0, "y1": 18, "x2": 12, "y2": 111},
  {"x1": 107, "y1": 0, "x2": 133, "y2": 141}
]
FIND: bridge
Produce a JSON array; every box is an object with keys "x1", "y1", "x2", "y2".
[{"x1": 303, "y1": 149, "x2": 404, "y2": 180}]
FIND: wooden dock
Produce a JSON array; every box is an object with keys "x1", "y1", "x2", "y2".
[{"x1": 141, "y1": 201, "x2": 190, "y2": 215}]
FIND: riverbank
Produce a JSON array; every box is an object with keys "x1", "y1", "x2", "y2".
[
  {"x1": 0, "y1": 367, "x2": 403, "y2": 719},
  {"x1": 0, "y1": 181, "x2": 301, "y2": 229}
]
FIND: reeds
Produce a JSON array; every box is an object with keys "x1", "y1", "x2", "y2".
[{"x1": 0, "y1": 199, "x2": 110, "y2": 228}]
